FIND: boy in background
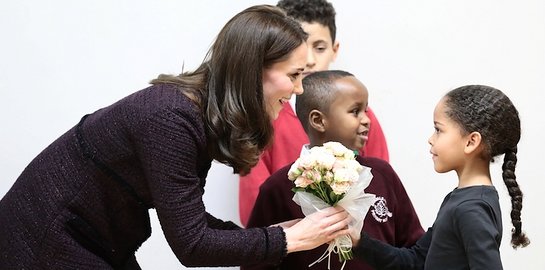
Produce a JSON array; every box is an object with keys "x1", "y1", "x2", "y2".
[
  {"x1": 243, "y1": 70, "x2": 423, "y2": 270},
  {"x1": 239, "y1": 0, "x2": 390, "y2": 226}
]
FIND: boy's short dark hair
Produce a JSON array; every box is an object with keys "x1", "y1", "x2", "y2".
[
  {"x1": 277, "y1": 0, "x2": 337, "y2": 42},
  {"x1": 296, "y1": 70, "x2": 354, "y2": 132}
]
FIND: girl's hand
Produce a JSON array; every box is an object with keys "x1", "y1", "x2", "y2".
[{"x1": 349, "y1": 224, "x2": 362, "y2": 246}]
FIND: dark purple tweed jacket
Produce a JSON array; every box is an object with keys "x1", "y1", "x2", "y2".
[{"x1": 0, "y1": 84, "x2": 286, "y2": 269}]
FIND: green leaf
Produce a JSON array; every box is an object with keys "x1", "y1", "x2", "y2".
[{"x1": 291, "y1": 187, "x2": 306, "y2": 193}]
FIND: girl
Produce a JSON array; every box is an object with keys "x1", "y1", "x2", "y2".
[{"x1": 353, "y1": 85, "x2": 530, "y2": 269}]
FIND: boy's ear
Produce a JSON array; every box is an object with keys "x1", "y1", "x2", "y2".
[
  {"x1": 331, "y1": 40, "x2": 340, "y2": 62},
  {"x1": 464, "y1": 131, "x2": 483, "y2": 155},
  {"x1": 308, "y1": 109, "x2": 326, "y2": 133}
]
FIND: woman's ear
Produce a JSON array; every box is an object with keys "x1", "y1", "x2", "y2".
[
  {"x1": 464, "y1": 131, "x2": 483, "y2": 155},
  {"x1": 308, "y1": 109, "x2": 326, "y2": 133}
]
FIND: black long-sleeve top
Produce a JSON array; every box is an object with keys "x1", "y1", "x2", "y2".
[{"x1": 354, "y1": 185, "x2": 503, "y2": 270}]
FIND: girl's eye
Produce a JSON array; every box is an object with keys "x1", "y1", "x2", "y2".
[{"x1": 434, "y1": 127, "x2": 440, "y2": 133}]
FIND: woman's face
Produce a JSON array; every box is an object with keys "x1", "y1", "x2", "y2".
[{"x1": 262, "y1": 43, "x2": 307, "y2": 120}]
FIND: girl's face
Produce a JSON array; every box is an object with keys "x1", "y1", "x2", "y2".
[
  {"x1": 262, "y1": 43, "x2": 307, "y2": 120},
  {"x1": 428, "y1": 98, "x2": 468, "y2": 173},
  {"x1": 322, "y1": 76, "x2": 370, "y2": 151}
]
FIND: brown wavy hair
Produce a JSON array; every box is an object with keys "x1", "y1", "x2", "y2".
[
  {"x1": 151, "y1": 5, "x2": 307, "y2": 175},
  {"x1": 444, "y1": 85, "x2": 530, "y2": 248}
]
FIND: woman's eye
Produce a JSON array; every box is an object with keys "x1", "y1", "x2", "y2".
[{"x1": 290, "y1": 73, "x2": 301, "y2": 81}]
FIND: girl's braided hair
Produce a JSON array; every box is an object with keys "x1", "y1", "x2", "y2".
[{"x1": 444, "y1": 85, "x2": 530, "y2": 248}]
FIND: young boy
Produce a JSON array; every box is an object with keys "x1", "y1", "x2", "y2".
[
  {"x1": 238, "y1": 0, "x2": 390, "y2": 227},
  {"x1": 242, "y1": 70, "x2": 424, "y2": 270}
]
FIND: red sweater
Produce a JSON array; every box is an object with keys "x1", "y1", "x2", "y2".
[
  {"x1": 243, "y1": 156, "x2": 424, "y2": 270},
  {"x1": 239, "y1": 103, "x2": 389, "y2": 226}
]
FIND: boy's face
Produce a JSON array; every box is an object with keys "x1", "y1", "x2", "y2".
[
  {"x1": 322, "y1": 76, "x2": 370, "y2": 151},
  {"x1": 301, "y1": 22, "x2": 339, "y2": 76}
]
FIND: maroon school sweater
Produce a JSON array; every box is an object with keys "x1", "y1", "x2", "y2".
[{"x1": 244, "y1": 156, "x2": 424, "y2": 270}]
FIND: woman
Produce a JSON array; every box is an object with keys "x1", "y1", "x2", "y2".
[{"x1": 0, "y1": 5, "x2": 352, "y2": 269}]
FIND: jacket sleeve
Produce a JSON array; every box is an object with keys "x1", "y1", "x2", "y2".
[
  {"x1": 206, "y1": 213, "x2": 242, "y2": 230},
  {"x1": 136, "y1": 106, "x2": 286, "y2": 267},
  {"x1": 354, "y1": 229, "x2": 431, "y2": 270}
]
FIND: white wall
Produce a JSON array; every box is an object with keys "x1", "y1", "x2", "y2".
[{"x1": 1, "y1": 1, "x2": 543, "y2": 269}]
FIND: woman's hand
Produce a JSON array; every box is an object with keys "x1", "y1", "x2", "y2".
[
  {"x1": 272, "y1": 219, "x2": 300, "y2": 229},
  {"x1": 283, "y1": 206, "x2": 351, "y2": 253}
]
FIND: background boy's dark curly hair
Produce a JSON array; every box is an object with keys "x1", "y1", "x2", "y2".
[{"x1": 277, "y1": 0, "x2": 337, "y2": 43}]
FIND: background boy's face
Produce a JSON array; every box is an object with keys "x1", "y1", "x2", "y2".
[
  {"x1": 322, "y1": 76, "x2": 370, "y2": 151},
  {"x1": 301, "y1": 22, "x2": 339, "y2": 76}
]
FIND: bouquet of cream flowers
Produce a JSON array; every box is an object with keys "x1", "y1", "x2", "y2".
[{"x1": 288, "y1": 142, "x2": 376, "y2": 270}]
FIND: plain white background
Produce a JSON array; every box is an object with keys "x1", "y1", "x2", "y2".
[{"x1": 1, "y1": 1, "x2": 544, "y2": 269}]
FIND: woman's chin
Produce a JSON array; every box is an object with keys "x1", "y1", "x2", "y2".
[{"x1": 268, "y1": 107, "x2": 282, "y2": 121}]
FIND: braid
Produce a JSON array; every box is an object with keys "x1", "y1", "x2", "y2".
[{"x1": 502, "y1": 147, "x2": 530, "y2": 248}]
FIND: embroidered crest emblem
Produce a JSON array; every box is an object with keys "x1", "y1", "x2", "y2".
[{"x1": 371, "y1": 196, "x2": 392, "y2": 223}]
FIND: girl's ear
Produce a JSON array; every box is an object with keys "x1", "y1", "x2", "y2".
[
  {"x1": 308, "y1": 109, "x2": 326, "y2": 133},
  {"x1": 464, "y1": 131, "x2": 483, "y2": 155}
]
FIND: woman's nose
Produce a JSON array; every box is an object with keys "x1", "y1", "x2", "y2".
[{"x1": 293, "y1": 82, "x2": 304, "y2": 95}]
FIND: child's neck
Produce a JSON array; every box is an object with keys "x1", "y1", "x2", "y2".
[
  {"x1": 456, "y1": 159, "x2": 492, "y2": 188},
  {"x1": 457, "y1": 175, "x2": 492, "y2": 188}
]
